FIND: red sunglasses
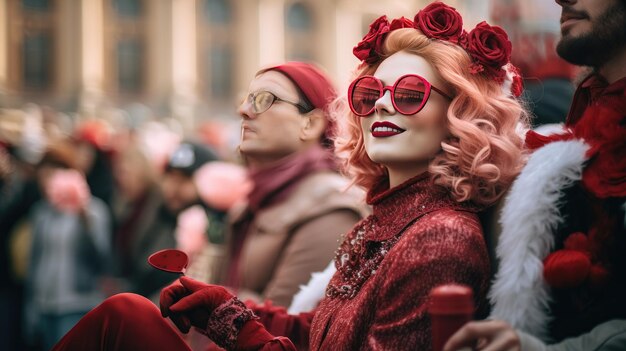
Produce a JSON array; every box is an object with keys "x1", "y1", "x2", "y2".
[{"x1": 348, "y1": 74, "x2": 452, "y2": 117}]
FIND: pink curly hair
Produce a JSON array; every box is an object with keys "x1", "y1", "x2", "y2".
[{"x1": 333, "y1": 28, "x2": 528, "y2": 205}]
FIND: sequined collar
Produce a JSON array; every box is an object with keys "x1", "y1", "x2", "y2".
[
  {"x1": 364, "y1": 172, "x2": 478, "y2": 242},
  {"x1": 326, "y1": 173, "x2": 480, "y2": 299}
]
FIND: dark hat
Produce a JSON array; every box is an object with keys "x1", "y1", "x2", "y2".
[{"x1": 166, "y1": 141, "x2": 218, "y2": 176}]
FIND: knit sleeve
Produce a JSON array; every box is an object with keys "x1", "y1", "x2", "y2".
[
  {"x1": 367, "y1": 211, "x2": 491, "y2": 350},
  {"x1": 200, "y1": 298, "x2": 300, "y2": 351},
  {"x1": 247, "y1": 300, "x2": 316, "y2": 350}
]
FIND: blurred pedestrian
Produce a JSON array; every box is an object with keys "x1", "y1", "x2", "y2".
[
  {"x1": 24, "y1": 141, "x2": 111, "y2": 350},
  {"x1": 121, "y1": 141, "x2": 220, "y2": 299}
]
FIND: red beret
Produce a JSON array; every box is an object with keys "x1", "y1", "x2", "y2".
[
  {"x1": 258, "y1": 62, "x2": 337, "y2": 117},
  {"x1": 258, "y1": 62, "x2": 338, "y2": 146}
]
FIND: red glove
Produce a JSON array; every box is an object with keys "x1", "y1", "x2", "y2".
[{"x1": 159, "y1": 277, "x2": 233, "y2": 333}]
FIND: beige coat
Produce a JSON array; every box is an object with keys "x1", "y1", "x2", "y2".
[{"x1": 223, "y1": 171, "x2": 369, "y2": 307}]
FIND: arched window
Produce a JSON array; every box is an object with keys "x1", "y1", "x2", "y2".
[
  {"x1": 113, "y1": 0, "x2": 141, "y2": 18},
  {"x1": 11, "y1": 0, "x2": 57, "y2": 90},
  {"x1": 117, "y1": 39, "x2": 143, "y2": 92},
  {"x1": 286, "y1": 2, "x2": 312, "y2": 32},
  {"x1": 23, "y1": 34, "x2": 52, "y2": 89},
  {"x1": 205, "y1": 0, "x2": 231, "y2": 24},
  {"x1": 22, "y1": 0, "x2": 50, "y2": 11},
  {"x1": 199, "y1": 0, "x2": 235, "y2": 104},
  {"x1": 106, "y1": 0, "x2": 146, "y2": 94},
  {"x1": 285, "y1": 2, "x2": 315, "y2": 61}
]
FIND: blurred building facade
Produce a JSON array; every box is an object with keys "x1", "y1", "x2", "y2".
[{"x1": 0, "y1": 0, "x2": 489, "y2": 131}]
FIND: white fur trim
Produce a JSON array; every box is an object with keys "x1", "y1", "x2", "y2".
[
  {"x1": 489, "y1": 139, "x2": 590, "y2": 341},
  {"x1": 287, "y1": 261, "x2": 336, "y2": 314}
]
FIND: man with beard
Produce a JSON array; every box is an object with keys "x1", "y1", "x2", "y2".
[{"x1": 444, "y1": 0, "x2": 626, "y2": 350}]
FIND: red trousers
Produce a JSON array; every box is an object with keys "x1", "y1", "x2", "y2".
[{"x1": 52, "y1": 293, "x2": 191, "y2": 351}]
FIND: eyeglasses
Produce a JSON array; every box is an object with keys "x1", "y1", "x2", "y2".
[
  {"x1": 244, "y1": 91, "x2": 311, "y2": 115},
  {"x1": 348, "y1": 74, "x2": 452, "y2": 117}
]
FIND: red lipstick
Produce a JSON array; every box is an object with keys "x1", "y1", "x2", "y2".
[{"x1": 371, "y1": 121, "x2": 405, "y2": 137}]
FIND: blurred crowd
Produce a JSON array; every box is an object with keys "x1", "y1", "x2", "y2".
[
  {"x1": 0, "y1": 105, "x2": 246, "y2": 350},
  {"x1": 0, "y1": 17, "x2": 581, "y2": 350},
  {"x1": 0, "y1": 59, "x2": 578, "y2": 350}
]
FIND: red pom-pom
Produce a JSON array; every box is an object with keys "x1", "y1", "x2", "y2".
[
  {"x1": 588, "y1": 264, "x2": 611, "y2": 288},
  {"x1": 543, "y1": 250, "x2": 591, "y2": 289},
  {"x1": 563, "y1": 232, "x2": 590, "y2": 252}
]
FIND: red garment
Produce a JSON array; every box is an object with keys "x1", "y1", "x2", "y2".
[
  {"x1": 539, "y1": 74, "x2": 626, "y2": 341},
  {"x1": 565, "y1": 75, "x2": 626, "y2": 126},
  {"x1": 53, "y1": 174, "x2": 490, "y2": 351},
  {"x1": 52, "y1": 293, "x2": 295, "y2": 351},
  {"x1": 310, "y1": 173, "x2": 490, "y2": 350},
  {"x1": 241, "y1": 173, "x2": 490, "y2": 350}
]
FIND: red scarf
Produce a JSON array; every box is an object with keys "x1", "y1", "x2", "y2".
[{"x1": 226, "y1": 145, "x2": 337, "y2": 288}]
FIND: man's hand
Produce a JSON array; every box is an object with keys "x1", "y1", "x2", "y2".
[{"x1": 443, "y1": 320, "x2": 521, "y2": 351}]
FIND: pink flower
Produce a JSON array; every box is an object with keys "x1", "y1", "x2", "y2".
[
  {"x1": 176, "y1": 205, "x2": 209, "y2": 258},
  {"x1": 194, "y1": 162, "x2": 252, "y2": 211},
  {"x1": 45, "y1": 169, "x2": 90, "y2": 213}
]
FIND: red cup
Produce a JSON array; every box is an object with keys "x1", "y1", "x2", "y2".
[{"x1": 428, "y1": 284, "x2": 474, "y2": 351}]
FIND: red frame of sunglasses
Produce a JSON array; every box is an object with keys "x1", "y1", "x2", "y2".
[{"x1": 348, "y1": 74, "x2": 452, "y2": 117}]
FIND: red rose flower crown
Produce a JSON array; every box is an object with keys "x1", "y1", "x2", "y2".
[{"x1": 353, "y1": 2, "x2": 523, "y2": 97}]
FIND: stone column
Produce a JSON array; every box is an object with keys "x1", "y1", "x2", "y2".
[
  {"x1": 0, "y1": 0, "x2": 8, "y2": 96},
  {"x1": 171, "y1": 0, "x2": 198, "y2": 132},
  {"x1": 79, "y1": 0, "x2": 106, "y2": 116},
  {"x1": 258, "y1": 0, "x2": 285, "y2": 66}
]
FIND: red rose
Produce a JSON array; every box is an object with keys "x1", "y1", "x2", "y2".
[
  {"x1": 572, "y1": 104, "x2": 626, "y2": 198},
  {"x1": 415, "y1": 2, "x2": 464, "y2": 42},
  {"x1": 583, "y1": 141, "x2": 626, "y2": 198},
  {"x1": 353, "y1": 15, "x2": 390, "y2": 64},
  {"x1": 389, "y1": 16, "x2": 414, "y2": 31},
  {"x1": 466, "y1": 22, "x2": 512, "y2": 81},
  {"x1": 573, "y1": 104, "x2": 624, "y2": 147}
]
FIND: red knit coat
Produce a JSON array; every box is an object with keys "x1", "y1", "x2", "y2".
[{"x1": 240, "y1": 173, "x2": 491, "y2": 350}]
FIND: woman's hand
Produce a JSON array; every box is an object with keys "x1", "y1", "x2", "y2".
[
  {"x1": 159, "y1": 277, "x2": 233, "y2": 333},
  {"x1": 443, "y1": 320, "x2": 521, "y2": 351}
]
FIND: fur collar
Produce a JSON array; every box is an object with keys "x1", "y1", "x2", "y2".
[
  {"x1": 489, "y1": 139, "x2": 590, "y2": 341},
  {"x1": 288, "y1": 261, "x2": 336, "y2": 314}
]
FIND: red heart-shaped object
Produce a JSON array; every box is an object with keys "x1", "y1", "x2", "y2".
[{"x1": 148, "y1": 249, "x2": 189, "y2": 274}]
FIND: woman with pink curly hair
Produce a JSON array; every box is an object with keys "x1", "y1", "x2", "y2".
[{"x1": 53, "y1": 2, "x2": 528, "y2": 350}]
